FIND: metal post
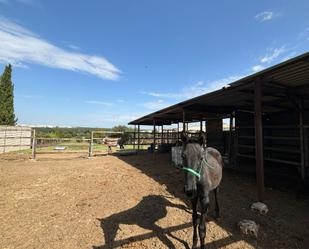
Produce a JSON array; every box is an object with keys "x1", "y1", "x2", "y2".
[
  {"x1": 31, "y1": 129, "x2": 36, "y2": 160},
  {"x1": 137, "y1": 125, "x2": 140, "y2": 151},
  {"x1": 254, "y1": 79, "x2": 265, "y2": 201},
  {"x1": 88, "y1": 131, "x2": 93, "y2": 157},
  {"x1": 200, "y1": 120, "x2": 203, "y2": 132},
  {"x1": 299, "y1": 100, "x2": 305, "y2": 180}
]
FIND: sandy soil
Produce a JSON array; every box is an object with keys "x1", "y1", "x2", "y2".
[{"x1": 0, "y1": 152, "x2": 308, "y2": 249}]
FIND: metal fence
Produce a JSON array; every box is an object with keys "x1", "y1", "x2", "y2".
[{"x1": 0, "y1": 126, "x2": 32, "y2": 154}]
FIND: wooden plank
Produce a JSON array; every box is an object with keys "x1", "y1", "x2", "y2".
[{"x1": 237, "y1": 153, "x2": 301, "y2": 166}]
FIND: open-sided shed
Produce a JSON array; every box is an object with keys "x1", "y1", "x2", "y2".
[{"x1": 129, "y1": 52, "x2": 309, "y2": 200}]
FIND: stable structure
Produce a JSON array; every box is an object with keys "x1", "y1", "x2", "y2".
[{"x1": 129, "y1": 52, "x2": 309, "y2": 200}]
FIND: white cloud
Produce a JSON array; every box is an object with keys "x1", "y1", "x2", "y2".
[
  {"x1": 84, "y1": 100, "x2": 113, "y2": 106},
  {"x1": 86, "y1": 112, "x2": 145, "y2": 125},
  {"x1": 63, "y1": 42, "x2": 81, "y2": 51},
  {"x1": 142, "y1": 76, "x2": 242, "y2": 101},
  {"x1": 255, "y1": 11, "x2": 274, "y2": 22},
  {"x1": 252, "y1": 65, "x2": 265, "y2": 72},
  {"x1": 260, "y1": 47, "x2": 286, "y2": 64},
  {"x1": 143, "y1": 99, "x2": 170, "y2": 110},
  {"x1": 0, "y1": 16, "x2": 120, "y2": 80}
]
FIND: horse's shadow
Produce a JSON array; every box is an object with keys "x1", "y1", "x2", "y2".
[{"x1": 93, "y1": 195, "x2": 190, "y2": 249}]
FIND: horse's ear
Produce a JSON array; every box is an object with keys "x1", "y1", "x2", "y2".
[
  {"x1": 181, "y1": 132, "x2": 188, "y2": 143},
  {"x1": 198, "y1": 132, "x2": 206, "y2": 146}
]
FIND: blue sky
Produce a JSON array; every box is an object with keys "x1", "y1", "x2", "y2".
[{"x1": 0, "y1": 0, "x2": 308, "y2": 127}]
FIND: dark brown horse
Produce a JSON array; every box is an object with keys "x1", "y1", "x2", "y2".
[{"x1": 181, "y1": 134, "x2": 223, "y2": 249}]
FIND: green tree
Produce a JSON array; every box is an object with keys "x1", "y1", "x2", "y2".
[
  {"x1": 0, "y1": 64, "x2": 17, "y2": 125},
  {"x1": 112, "y1": 125, "x2": 133, "y2": 132}
]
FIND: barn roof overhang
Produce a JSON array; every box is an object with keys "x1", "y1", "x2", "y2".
[{"x1": 129, "y1": 52, "x2": 309, "y2": 126}]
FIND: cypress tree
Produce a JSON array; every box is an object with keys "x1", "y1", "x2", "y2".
[{"x1": 0, "y1": 64, "x2": 17, "y2": 125}]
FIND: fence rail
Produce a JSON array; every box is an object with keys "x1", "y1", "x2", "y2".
[{"x1": 0, "y1": 126, "x2": 32, "y2": 153}]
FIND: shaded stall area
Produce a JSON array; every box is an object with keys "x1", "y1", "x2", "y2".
[
  {"x1": 129, "y1": 52, "x2": 309, "y2": 200},
  {"x1": 1, "y1": 153, "x2": 309, "y2": 249}
]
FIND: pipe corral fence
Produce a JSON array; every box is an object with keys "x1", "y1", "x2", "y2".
[
  {"x1": 0, "y1": 126, "x2": 32, "y2": 153},
  {"x1": 25, "y1": 128, "x2": 204, "y2": 159}
]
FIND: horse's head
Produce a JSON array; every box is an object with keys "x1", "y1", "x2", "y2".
[{"x1": 181, "y1": 133, "x2": 205, "y2": 199}]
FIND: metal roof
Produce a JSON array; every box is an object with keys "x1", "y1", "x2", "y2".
[{"x1": 129, "y1": 52, "x2": 309, "y2": 126}]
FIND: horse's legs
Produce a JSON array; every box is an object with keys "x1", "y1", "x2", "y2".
[
  {"x1": 101, "y1": 218, "x2": 119, "y2": 247},
  {"x1": 199, "y1": 195, "x2": 209, "y2": 249},
  {"x1": 154, "y1": 224, "x2": 176, "y2": 249},
  {"x1": 214, "y1": 187, "x2": 220, "y2": 219},
  {"x1": 191, "y1": 196, "x2": 198, "y2": 249}
]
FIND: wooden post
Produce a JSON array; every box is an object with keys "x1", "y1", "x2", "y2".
[
  {"x1": 167, "y1": 129, "x2": 169, "y2": 144},
  {"x1": 133, "y1": 125, "x2": 136, "y2": 150},
  {"x1": 200, "y1": 120, "x2": 203, "y2": 132},
  {"x1": 304, "y1": 128, "x2": 308, "y2": 177},
  {"x1": 88, "y1": 131, "x2": 93, "y2": 157},
  {"x1": 137, "y1": 125, "x2": 140, "y2": 151},
  {"x1": 254, "y1": 79, "x2": 265, "y2": 201},
  {"x1": 228, "y1": 113, "x2": 233, "y2": 164},
  {"x1": 183, "y1": 110, "x2": 186, "y2": 132},
  {"x1": 153, "y1": 120, "x2": 156, "y2": 152},
  {"x1": 31, "y1": 129, "x2": 36, "y2": 159},
  {"x1": 161, "y1": 125, "x2": 164, "y2": 144},
  {"x1": 177, "y1": 123, "x2": 180, "y2": 144},
  {"x1": 299, "y1": 100, "x2": 305, "y2": 180}
]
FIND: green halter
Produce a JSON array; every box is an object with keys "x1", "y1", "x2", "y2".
[{"x1": 181, "y1": 158, "x2": 214, "y2": 180}]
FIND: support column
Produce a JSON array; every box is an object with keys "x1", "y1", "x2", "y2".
[
  {"x1": 182, "y1": 110, "x2": 186, "y2": 133},
  {"x1": 161, "y1": 125, "x2": 164, "y2": 144},
  {"x1": 133, "y1": 125, "x2": 136, "y2": 150},
  {"x1": 254, "y1": 79, "x2": 265, "y2": 201},
  {"x1": 153, "y1": 120, "x2": 156, "y2": 152},
  {"x1": 228, "y1": 113, "x2": 233, "y2": 164},
  {"x1": 200, "y1": 120, "x2": 203, "y2": 132},
  {"x1": 299, "y1": 100, "x2": 305, "y2": 180},
  {"x1": 137, "y1": 125, "x2": 140, "y2": 151},
  {"x1": 177, "y1": 123, "x2": 180, "y2": 144}
]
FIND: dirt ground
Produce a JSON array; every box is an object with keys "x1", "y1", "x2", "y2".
[{"x1": 0, "y1": 152, "x2": 308, "y2": 249}]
